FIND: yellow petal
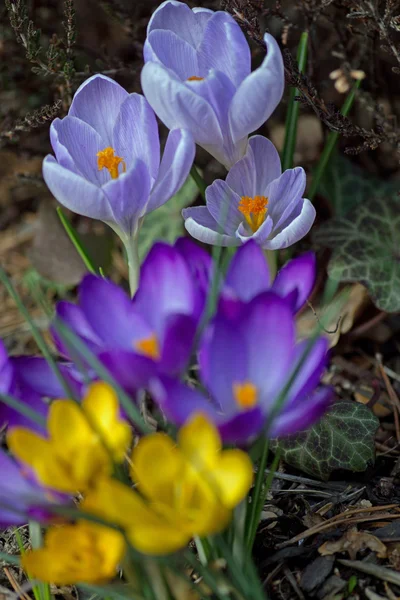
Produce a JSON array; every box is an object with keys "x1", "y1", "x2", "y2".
[
  {"x1": 178, "y1": 413, "x2": 221, "y2": 471},
  {"x1": 131, "y1": 433, "x2": 184, "y2": 500},
  {"x1": 126, "y1": 523, "x2": 191, "y2": 555},
  {"x1": 48, "y1": 400, "x2": 94, "y2": 451},
  {"x1": 209, "y1": 450, "x2": 253, "y2": 508},
  {"x1": 7, "y1": 428, "x2": 50, "y2": 469}
]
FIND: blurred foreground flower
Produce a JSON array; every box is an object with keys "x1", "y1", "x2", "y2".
[
  {"x1": 8, "y1": 382, "x2": 131, "y2": 493},
  {"x1": 43, "y1": 74, "x2": 195, "y2": 292},
  {"x1": 142, "y1": 1, "x2": 284, "y2": 168},
  {"x1": 22, "y1": 521, "x2": 125, "y2": 585},
  {"x1": 153, "y1": 293, "x2": 332, "y2": 444},
  {"x1": 183, "y1": 136, "x2": 315, "y2": 249},
  {"x1": 83, "y1": 413, "x2": 253, "y2": 554}
]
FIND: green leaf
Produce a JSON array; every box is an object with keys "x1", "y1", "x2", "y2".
[
  {"x1": 138, "y1": 176, "x2": 199, "y2": 260},
  {"x1": 312, "y1": 194, "x2": 400, "y2": 312},
  {"x1": 319, "y1": 154, "x2": 400, "y2": 216},
  {"x1": 271, "y1": 402, "x2": 379, "y2": 481}
]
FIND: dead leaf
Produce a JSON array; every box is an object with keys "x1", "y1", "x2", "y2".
[{"x1": 319, "y1": 528, "x2": 387, "y2": 560}]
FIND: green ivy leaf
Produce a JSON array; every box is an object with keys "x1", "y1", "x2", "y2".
[
  {"x1": 139, "y1": 176, "x2": 199, "y2": 260},
  {"x1": 271, "y1": 402, "x2": 379, "y2": 481},
  {"x1": 312, "y1": 194, "x2": 400, "y2": 312},
  {"x1": 319, "y1": 154, "x2": 399, "y2": 216}
]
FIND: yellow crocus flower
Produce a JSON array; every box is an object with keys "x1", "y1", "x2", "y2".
[
  {"x1": 83, "y1": 413, "x2": 253, "y2": 555},
  {"x1": 22, "y1": 521, "x2": 125, "y2": 585},
  {"x1": 7, "y1": 382, "x2": 131, "y2": 493}
]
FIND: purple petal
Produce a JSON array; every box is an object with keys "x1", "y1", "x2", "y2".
[
  {"x1": 11, "y1": 357, "x2": 82, "y2": 400},
  {"x1": 147, "y1": 30, "x2": 199, "y2": 80},
  {"x1": 218, "y1": 407, "x2": 265, "y2": 445},
  {"x1": 133, "y1": 243, "x2": 196, "y2": 336},
  {"x1": 0, "y1": 386, "x2": 47, "y2": 432},
  {"x1": 206, "y1": 179, "x2": 243, "y2": 235},
  {"x1": 160, "y1": 314, "x2": 198, "y2": 375},
  {"x1": 147, "y1": 1, "x2": 211, "y2": 48},
  {"x1": 113, "y1": 94, "x2": 160, "y2": 180},
  {"x1": 183, "y1": 206, "x2": 240, "y2": 247},
  {"x1": 102, "y1": 159, "x2": 151, "y2": 236},
  {"x1": 224, "y1": 241, "x2": 271, "y2": 301},
  {"x1": 42, "y1": 156, "x2": 114, "y2": 222},
  {"x1": 268, "y1": 387, "x2": 333, "y2": 438},
  {"x1": 229, "y1": 33, "x2": 284, "y2": 143},
  {"x1": 147, "y1": 129, "x2": 195, "y2": 213},
  {"x1": 198, "y1": 12, "x2": 250, "y2": 87},
  {"x1": 55, "y1": 301, "x2": 102, "y2": 353},
  {"x1": 272, "y1": 252, "x2": 316, "y2": 312},
  {"x1": 69, "y1": 74, "x2": 128, "y2": 146},
  {"x1": 174, "y1": 237, "x2": 212, "y2": 318},
  {"x1": 225, "y1": 143, "x2": 256, "y2": 198},
  {"x1": 97, "y1": 350, "x2": 156, "y2": 397},
  {"x1": 141, "y1": 62, "x2": 223, "y2": 146},
  {"x1": 264, "y1": 199, "x2": 316, "y2": 250},
  {"x1": 235, "y1": 215, "x2": 274, "y2": 246},
  {"x1": 50, "y1": 120, "x2": 80, "y2": 174},
  {"x1": 79, "y1": 275, "x2": 151, "y2": 349},
  {"x1": 285, "y1": 337, "x2": 329, "y2": 407},
  {"x1": 249, "y1": 136, "x2": 282, "y2": 194},
  {"x1": 0, "y1": 340, "x2": 13, "y2": 393},
  {"x1": 267, "y1": 167, "x2": 306, "y2": 227}
]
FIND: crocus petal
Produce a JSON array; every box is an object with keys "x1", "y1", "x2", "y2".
[
  {"x1": 50, "y1": 117, "x2": 108, "y2": 186},
  {"x1": 268, "y1": 387, "x2": 333, "y2": 438},
  {"x1": 205, "y1": 179, "x2": 243, "y2": 235},
  {"x1": 183, "y1": 206, "x2": 240, "y2": 247},
  {"x1": 285, "y1": 338, "x2": 329, "y2": 406},
  {"x1": 55, "y1": 302, "x2": 101, "y2": 350},
  {"x1": 198, "y1": 12, "x2": 251, "y2": 87},
  {"x1": 263, "y1": 199, "x2": 316, "y2": 250},
  {"x1": 174, "y1": 237, "x2": 212, "y2": 318},
  {"x1": 11, "y1": 357, "x2": 81, "y2": 399},
  {"x1": 0, "y1": 340, "x2": 13, "y2": 392},
  {"x1": 267, "y1": 167, "x2": 306, "y2": 226},
  {"x1": 141, "y1": 62, "x2": 223, "y2": 146},
  {"x1": 218, "y1": 407, "x2": 265, "y2": 445},
  {"x1": 102, "y1": 159, "x2": 151, "y2": 236},
  {"x1": 272, "y1": 252, "x2": 316, "y2": 312},
  {"x1": 43, "y1": 156, "x2": 114, "y2": 222},
  {"x1": 113, "y1": 93, "x2": 160, "y2": 180},
  {"x1": 160, "y1": 314, "x2": 197, "y2": 375},
  {"x1": 147, "y1": 1, "x2": 211, "y2": 47},
  {"x1": 224, "y1": 240, "x2": 271, "y2": 301},
  {"x1": 249, "y1": 136, "x2": 282, "y2": 194},
  {"x1": 50, "y1": 121, "x2": 79, "y2": 174},
  {"x1": 147, "y1": 30, "x2": 199, "y2": 80},
  {"x1": 147, "y1": 129, "x2": 195, "y2": 213},
  {"x1": 79, "y1": 275, "x2": 151, "y2": 349},
  {"x1": 236, "y1": 215, "x2": 274, "y2": 246},
  {"x1": 225, "y1": 143, "x2": 257, "y2": 198},
  {"x1": 97, "y1": 350, "x2": 156, "y2": 396},
  {"x1": 133, "y1": 243, "x2": 195, "y2": 336},
  {"x1": 69, "y1": 74, "x2": 128, "y2": 146},
  {"x1": 229, "y1": 33, "x2": 284, "y2": 143}
]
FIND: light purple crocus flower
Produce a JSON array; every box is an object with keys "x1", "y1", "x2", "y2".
[
  {"x1": 0, "y1": 340, "x2": 81, "y2": 433},
  {"x1": 54, "y1": 241, "x2": 204, "y2": 389},
  {"x1": 151, "y1": 292, "x2": 332, "y2": 444},
  {"x1": 183, "y1": 136, "x2": 316, "y2": 249},
  {"x1": 141, "y1": 1, "x2": 284, "y2": 168},
  {"x1": 0, "y1": 450, "x2": 65, "y2": 527},
  {"x1": 43, "y1": 74, "x2": 195, "y2": 239}
]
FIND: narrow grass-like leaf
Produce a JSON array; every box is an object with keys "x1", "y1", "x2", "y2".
[
  {"x1": 0, "y1": 392, "x2": 46, "y2": 427},
  {"x1": 0, "y1": 552, "x2": 20, "y2": 565},
  {"x1": 190, "y1": 165, "x2": 206, "y2": 200},
  {"x1": 282, "y1": 32, "x2": 309, "y2": 171},
  {"x1": 56, "y1": 206, "x2": 97, "y2": 274},
  {"x1": 28, "y1": 522, "x2": 51, "y2": 600}
]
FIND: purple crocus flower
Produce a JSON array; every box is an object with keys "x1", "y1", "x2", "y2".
[
  {"x1": 54, "y1": 241, "x2": 203, "y2": 388},
  {"x1": 183, "y1": 136, "x2": 316, "y2": 249},
  {"x1": 0, "y1": 450, "x2": 64, "y2": 527},
  {"x1": 141, "y1": 1, "x2": 284, "y2": 168},
  {"x1": 151, "y1": 292, "x2": 332, "y2": 444},
  {"x1": 43, "y1": 74, "x2": 195, "y2": 239},
  {"x1": 0, "y1": 340, "x2": 81, "y2": 433}
]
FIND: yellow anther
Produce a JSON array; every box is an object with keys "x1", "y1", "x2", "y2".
[
  {"x1": 97, "y1": 147, "x2": 126, "y2": 179},
  {"x1": 238, "y1": 195, "x2": 268, "y2": 233},
  {"x1": 134, "y1": 334, "x2": 160, "y2": 360},
  {"x1": 233, "y1": 381, "x2": 258, "y2": 410}
]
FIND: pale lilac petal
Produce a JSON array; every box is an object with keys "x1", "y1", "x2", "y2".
[
  {"x1": 147, "y1": 129, "x2": 195, "y2": 213},
  {"x1": 235, "y1": 216, "x2": 274, "y2": 246},
  {"x1": 112, "y1": 94, "x2": 160, "y2": 179},
  {"x1": 205, "y1": 179, "x2": 243, "y2": 235},
  {"x1": 225, "y1": 241, "x2": 271, "y2": 301},
  {"x1": 249, "y1": 136, "x2": 282, "y2": 194},
  {"x1": 141, "y1": 62, "x2": 223, "y2": 146},
  {"x1": 102, "y1": 159, "x2": 151, "y2": 236},
  {"x1": 272, "y1": 252, "x2": 316, "y2": 312},
  {"x1": 225, "y1": 144, "x2": 256, "y2": 198},
  {"x1": 50, "y1": 120, "x2": 79, "y2": 174},
  {"x1": 69, "y1": 74, "x2": 128, "y2": 145},
  {"x1": 198, "y1": 12, "x2": 250, "y2": 87},
  {"x1": 229, "y1": 33, "x2": 284, "y2": 143},
  {"x1": 263, "y1": 199, "x2": 316, "y2": 250},
  {"x1": 51, "y1": 117, "x2": 108, "y2": 186},
  {"x1": 147, "y1": 1, "x2": 211, "y2": 47},
  {"x1": 192, "y1": 7, "x2": 213, "y2": 15},
  {"x1": 267, "y1": 167, "x2": 306, "y2": 225},
  {"x1": 183, "y1": 206, "x2": 240, "y2": 247},
  {"x1": 42, "y1": 156, "x2": 114, "y2": 222},
  {"x1": 147, "y1": 30, "x2": 199, "y2": 80},
  {"x1": 269, "y1": 387, "x2": 333, "y2": 438}
]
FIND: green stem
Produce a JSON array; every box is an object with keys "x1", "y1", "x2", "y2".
[
  {"x1": 245, "y1": 439, "x2": 269, "y2": 552},
  {"x1": 124, "y1": 235, "x2": 140, "y2": 297},
  {"x1": 29, "y1": 522, "x2": 51, "y2": 600},
  {"x1": 56, "y1": 206, "x2": 97, "y2": 274},
  {"x1": 308, "y1": 79, "x2": 362, "y2": 201},
  {"x1": 282, "y1": 32, "x2": 309, "y2": 171},
  {"x1": 265, "y1": 249, "x2": 278, "y2": 281},
  {"x1": 190, "y1": 165, "x2": 207, "y2": 201}
]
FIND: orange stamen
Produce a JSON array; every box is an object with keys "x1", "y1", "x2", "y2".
[
  {"x1": 187, "y1": 76, "x2": 204, "y2": 81},
  {"x1": 233, "y1": 381, "x2": 258, "y2": 410},
  {"x1": 134, "y1": 334, "x2": 160, "y2": 360},
  {"x1": 238, "y1": 195, "x2": 268, "y2": 233},
  {"x1": 97, "y1": 147, "x2": 126, "y2": 179}
]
